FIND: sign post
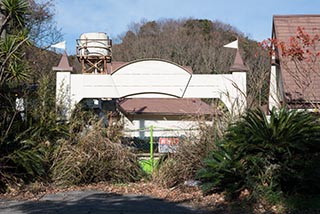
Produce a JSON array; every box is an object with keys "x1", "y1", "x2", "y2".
[{"x1": 149, "y1": 126, "x2": 154, "y2": 172}]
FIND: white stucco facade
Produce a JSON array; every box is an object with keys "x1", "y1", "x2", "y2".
[{"x1": 56, "y1": 59, "x2": 246, "y2": 119}]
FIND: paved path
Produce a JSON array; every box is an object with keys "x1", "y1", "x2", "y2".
[{"x1": 0, "y1": 190, "x2": 210, "y2": 214}]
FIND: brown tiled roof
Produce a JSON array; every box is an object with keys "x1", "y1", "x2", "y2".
[
  {"x1": 119, "y1": 98, "x2": 214, "y2": 116},
  {"x1": 52, "y1": 51, "x2": 73, "y2": 71},
  {"x1": 273, "y1": 15, "x2": 320, "y2": 104},
  {"x1": 229, "y1": 49, "x2": 249, "y2": 72},
  {"x1": 106, "y1": 61, "x2": 126, "y2": 74}
]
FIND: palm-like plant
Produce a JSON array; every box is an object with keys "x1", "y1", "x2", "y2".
[
  {"x1": 0, "y1": 0, "x2": 29, "y2": 35},
  {"x1": 0, "y1": 0, "x2": 30, "y2": 146},
  {"x1": 0, "y1": 32, "x2": 29, "y2": 84},
  {"x1": 0, "y1": 0, "x2": 47, "y2": 193},
  {"x1": 198, "y1": 107, "x2": 320, "y2": 200},
  {"x1": 0, "y1": 0, "x2": 30, "y2": 85}
]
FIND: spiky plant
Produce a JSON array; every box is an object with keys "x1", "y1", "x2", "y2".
[
  {"x1": 1, "y1": 0, "x2": 29, "y2": 34},
  {"x1": 198, "y1": 107, "x2": 320, "y2": 201}
]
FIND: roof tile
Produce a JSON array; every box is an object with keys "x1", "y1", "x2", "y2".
[
  {"x1": 119, "y1": 98, "x2": 215, "y2": 115},
  {"x1": 273, "y1": 15, "x2": 320, "y2": 103}
]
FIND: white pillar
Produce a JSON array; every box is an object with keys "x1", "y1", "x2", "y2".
[
  {"x1": 231, "y1": 71, "x2": 247, "y2": 115},
  {"x1": 268, "y1": 56, "x2": 281, "y2": 111}
]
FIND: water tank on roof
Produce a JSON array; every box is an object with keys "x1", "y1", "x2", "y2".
[
  {"x1": 77, "y1": 32, "x2": 112, "y2": 57},
  {"x1": 77, "y1": 32, "x2": 112, "y2": 74}
]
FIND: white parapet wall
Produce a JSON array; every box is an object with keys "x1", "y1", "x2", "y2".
[
  {"x1": 123, "y1": 119, "x2": 202, "y2": 138},
  {"x1": 56, "y1": 59, "x2": 247, "y2": 118}
]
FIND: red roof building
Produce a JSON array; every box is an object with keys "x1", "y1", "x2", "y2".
[
  {"x1": 119, "y1": 98, "x2": 215, "y2": 121},
  {"x1": 269, "y1": 15, "x2": 320, "y2": 110}
]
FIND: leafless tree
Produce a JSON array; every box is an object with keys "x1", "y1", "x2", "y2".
[{"x1": 113, "y1": 19, "x2": 270, "y2": 108}]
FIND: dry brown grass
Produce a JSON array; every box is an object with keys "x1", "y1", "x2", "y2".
[
  {"x1": 50, "y1": 123, "x2": 142, "y2": 186},
  {"x1": 153, "y1": 125, "x2": 217, "y2": 188},
  {"x1": 152, "y1": 112, "x2": 230, "y2": 188}
]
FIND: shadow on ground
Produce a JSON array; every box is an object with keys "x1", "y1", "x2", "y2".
[{"x1": 0, "y1": 190, "x2": 214, "y2": 214}]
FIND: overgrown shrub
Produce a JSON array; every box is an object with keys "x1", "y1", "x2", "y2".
[
  {"x1": 197, "y1": 142, "x2": 245, "y2": 199},
  {"x1": 0, "y1": 74, "x2": 67, "y2": 193},
  {"x1": 153, "y1": 120, "x2": 218, "y2": 187},
  {"x1": 51, "y1": 123, "x2": 142, "y2": 186},
  {"x1": 0, "y1": 140, "x2": 47, "y2": 193},
  {"x1": 198, "y1": 107, "x2": 320, "y2": 202}
]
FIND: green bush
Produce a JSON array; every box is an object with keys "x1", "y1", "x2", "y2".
[
  {"x1": 0, "y1": 74, "x2": 66, "y2": 193},
  {"x1": 197, "y1": 142, "x2": 245, "y2": 199},
  {"x1": 198, "y1": 108, "x2": 320, "y2": 201},
  {"x1": 0, "y1": 139, "x2": 49, "y2": 193}
]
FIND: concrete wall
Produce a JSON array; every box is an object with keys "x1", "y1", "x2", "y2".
[{"x1": 123, "y1": 117, "x2": 203, "y2": 138}]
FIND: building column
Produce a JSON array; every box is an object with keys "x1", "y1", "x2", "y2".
[{"x1": 268, "y1": 56, "x2": 281, "y2": 111}]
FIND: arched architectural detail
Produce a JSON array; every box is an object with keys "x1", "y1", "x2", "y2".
[
  {"x1": 112, "y1": 58, "x2": 192, "y2": 75},
  {"x1": 56, "y1": 59, "x2": 246, "y2": 119},
  {"x1": 111, "y1": 59, "x2": 192, "y2": 98},
  {"x1": 121, "y1": 92, "x2": 180, "y2": 99}
]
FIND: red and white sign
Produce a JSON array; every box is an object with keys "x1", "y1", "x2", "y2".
[{"x1": 159, "y1": 138, "x2": 179, "y2": 153}]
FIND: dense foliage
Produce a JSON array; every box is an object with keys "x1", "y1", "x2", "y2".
[
  {"x1": 0, "y1": 0, "x2": 64, "y2": 192},
  {"x1": 198, "y1": 108, "x2": 320, "y2": 202}
]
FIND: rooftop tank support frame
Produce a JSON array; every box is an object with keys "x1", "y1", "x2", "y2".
[{"x1": 78, "y1": 55, "x2": 112, "y2": 74}]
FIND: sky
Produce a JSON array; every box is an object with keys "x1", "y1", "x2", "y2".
[{"x1": 54, "y1": 0, "x2": 320, "y2": 54}]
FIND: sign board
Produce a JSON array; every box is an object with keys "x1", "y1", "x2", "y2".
[{"x1": 159, "y1": 137, "x2": 179, "y2": 153}]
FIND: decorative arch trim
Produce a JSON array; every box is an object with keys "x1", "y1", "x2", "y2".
[{"x1": 111, "y1": 58, "x2": 192, "y2": 76}]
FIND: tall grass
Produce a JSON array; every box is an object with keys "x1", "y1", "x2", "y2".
[
  {"x1": 51, "y1": 122, "x2": 142, "y2": 186},
  {"x1": 153, "y1": 113, "x2": 229, "y2": 187}
]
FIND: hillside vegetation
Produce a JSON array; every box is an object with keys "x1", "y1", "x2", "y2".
[{"x1": 113, "y1": 19, "x2": 270, "y2": 107}]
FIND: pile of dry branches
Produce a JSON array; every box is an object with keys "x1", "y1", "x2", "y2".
[{"x1": 51, "y1": 124, "x2": 142, "y2": 186}]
